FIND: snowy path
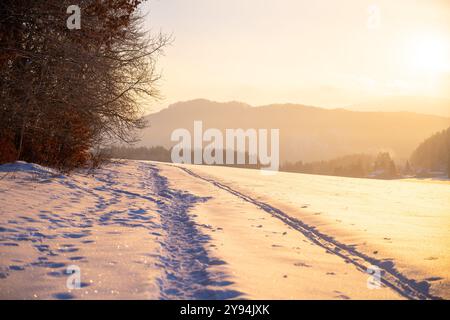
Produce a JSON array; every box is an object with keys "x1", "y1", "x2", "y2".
[
  {"x1": 147, "y1": 164, "x2": 242, "y2": 299},
  {"x1": 0, "y1": 161, "x2": 246, "y2": 299},
  {"x1": 178, "y1": 164, "x2": 449, "y2": 299},
  {"x1": 1, "y1": 160, "x2": 447, "y2": 299},
  {"x1": 176, "y1": 166, "x2": 439, "y2": 300}
]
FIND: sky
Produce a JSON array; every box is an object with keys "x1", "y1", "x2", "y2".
[{"x1": 141, "y1": 0, "x2": 450, "y2": 113}]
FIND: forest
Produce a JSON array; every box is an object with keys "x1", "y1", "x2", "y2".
[{"x1": 410, "y1": 127, "x2": 450, "y2": 177}]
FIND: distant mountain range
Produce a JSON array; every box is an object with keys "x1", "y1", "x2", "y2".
[
  {"x1": 349, "y1": 96, "x2": 450, "y2": 117},
  {"x1": 137, "y1": 99, "x2": 450, "y2": 163}
]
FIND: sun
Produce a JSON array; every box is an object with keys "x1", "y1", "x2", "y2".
[{"x1": 405, "y1": 33, "x2": 449, "y2": 74}]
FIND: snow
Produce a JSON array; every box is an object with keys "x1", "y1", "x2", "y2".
[
  {"x1": 179, "y1": 164, "x2": 450, "y2": 299},
  {"x1": 0, "y1": 161, "x2": 58, "y2": 175},
  {"x1": 0, "y1": 160, "x2": 448, "y2": 299},
  {"x1": 0, "y1": 161, "x2": 162, "y2": 299}
]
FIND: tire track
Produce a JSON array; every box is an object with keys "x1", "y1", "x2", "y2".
[{"x1": 176, "y1": 165, "x2": 441, "y2": 300}]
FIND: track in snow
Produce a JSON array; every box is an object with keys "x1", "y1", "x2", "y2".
[
  {"x1": 146, "y1": 163, "x2": 242, "y2": 299},
  {"x1": 176, "y1": 166, "x2": 441, "y2": 300}
]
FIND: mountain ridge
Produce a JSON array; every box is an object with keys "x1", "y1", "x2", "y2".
[
  {"x1": 138, "y1": 99, "x2": 450, "y2": 163},
  {"x1": 150, "y1": 97, "x2": 450, "y2": 117}
]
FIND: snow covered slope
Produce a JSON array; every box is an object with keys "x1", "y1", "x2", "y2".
[{"x1": 0, "y1": 161, "x2": 448, "y2": 299}]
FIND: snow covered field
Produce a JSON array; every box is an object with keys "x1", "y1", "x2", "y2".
[{"x1": 0, "y1": 160, "x2": 448, "y2": 299}]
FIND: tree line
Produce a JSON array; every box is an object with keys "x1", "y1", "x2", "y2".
[
  {"x1": 282, "y1": 152, "x2": 399, "y2": 179},
  {"x1": 103, "y1": 146, "x2": 262, "y2": 169},
  {"x1": 282, "y1": 127, "x2": 450, "y2": 179},
  {"x1": 103, "y1": 126, "x2": 450, "y2": 179},
  {"x1": 0, "y1": 0, "x2": 168, "y2": 170},
  {"x1": 410, "y1": 127, "x2": 450, "y2": 178},
  {"x1": 102, "y1": 146, "x2": 172, "y2": 162}
]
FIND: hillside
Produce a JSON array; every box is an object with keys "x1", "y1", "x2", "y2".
[
  {"x1": 410, "y1": 127, "x2": 450, "y2": 176},
  {"x1": 137, "y1": 99, "x2": 450, "y2": 163}
]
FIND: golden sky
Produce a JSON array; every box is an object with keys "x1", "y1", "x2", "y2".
[{"x1": 142, "y1": 0, "x2": 450, "y2": 112}]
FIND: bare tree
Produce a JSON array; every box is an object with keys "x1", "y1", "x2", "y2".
[{"x1": 0, "y1": 0, "x2": 169, "y2": 169}]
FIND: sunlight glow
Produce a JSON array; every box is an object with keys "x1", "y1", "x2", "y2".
[{"x1": 406, "y1": 33, "x2": 450, "y2": 74}]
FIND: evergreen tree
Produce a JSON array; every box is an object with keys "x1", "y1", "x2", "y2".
[
  {"x1": 403, "y1": 160, "x2": 413, "y2": 176},
  {"x1": 373, "y1": 152, "x2": 397, "y2": 179},
  {"x1": 410, "y1": 127, "x2": 450, "y2": 176}
]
